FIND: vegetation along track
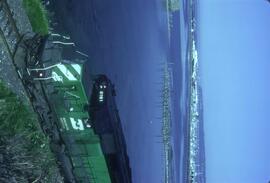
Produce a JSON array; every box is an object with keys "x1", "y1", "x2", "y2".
[
  {"x1": 0, "y1": 0, "x2": 23, "y2": 59},
  {"x1": 0, "y1": 1, "x2": 73, "y2": 181}
]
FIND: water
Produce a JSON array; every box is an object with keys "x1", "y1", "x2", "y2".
[
  {"x1": 50, "y1": 0, "x2": 170, "y2": 182},
  {"x1": 48, "y1": 0, "x2": 206, "y2": 182}
]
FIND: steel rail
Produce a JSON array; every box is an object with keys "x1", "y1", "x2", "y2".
[{"x1": 0, "y1": 0, "x2": 22, "y2": 60}]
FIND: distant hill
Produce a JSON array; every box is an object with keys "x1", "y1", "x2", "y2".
[{"x1": 168, "y1": 0, "x2": 180, "y2": 12}]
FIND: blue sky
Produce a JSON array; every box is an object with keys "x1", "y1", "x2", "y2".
[{"x1": 198, "y1": 0, "x2": 270, "y2": 182}]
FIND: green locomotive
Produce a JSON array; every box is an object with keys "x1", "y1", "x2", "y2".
[
  {"x1": 20, "y1": 35, "x2": 132, "y2": 183},
  {"x1": 46, "y1": 62, "x2": 111, "y2": 182}
]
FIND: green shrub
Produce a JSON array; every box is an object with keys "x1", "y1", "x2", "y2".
[
  {"x1": 23, "y1": 0, "x2": 49, "y2": 35},
  {"x1": 0, "y1": 81, "x2": 62, "y2": 182}
]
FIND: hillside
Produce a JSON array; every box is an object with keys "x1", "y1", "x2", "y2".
[{"x1": 0, "y1": 82, "x2": 62, "y2": 183}]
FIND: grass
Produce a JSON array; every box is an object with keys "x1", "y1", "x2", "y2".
[
  {"x1": 0, "y1": 81, "x2": 40, "y2": 139},
  {"x1": 23, "y1": 0, "x2": 49, "y2": 35},
  {"x1": 0, "y1": 81, "x2": 62, "y2": 182}
]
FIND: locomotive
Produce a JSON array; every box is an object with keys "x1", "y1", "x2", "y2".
[{"x1": 17, "y1": 34, "x2": 132, "y2": 183}]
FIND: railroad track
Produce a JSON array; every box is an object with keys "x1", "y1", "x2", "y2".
[
  {"x1": 0, "y1": 2, "x2": 104, "y2": 182},
  {"x1": 0, "y1": 2, "x2": 74, "y2": 181},
  {"x1": 0, "y1": 0, "x2": 22, "y2": 59}
]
